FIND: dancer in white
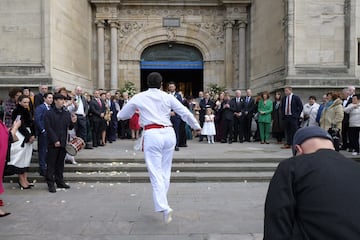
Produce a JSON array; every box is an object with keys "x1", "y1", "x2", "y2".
[{"x1": 117, "y1": 72, "x2": 201, "y2": 224}]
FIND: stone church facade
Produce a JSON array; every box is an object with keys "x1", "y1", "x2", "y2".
[{"x1": 0, "y1": 0, "x2": 359, "y2": 99}]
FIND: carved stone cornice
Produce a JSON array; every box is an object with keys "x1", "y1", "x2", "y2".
[
  {"x1": 95, "y1": 20, "x2": 106, "y2": 28},
  {"x1": 108, "y1": 20, "x2": 119, "y2": 28},
  {"x1": 226, "y1": 6, "x2": 248, "y2": 22},
  {"x1": 118, "y1": 6, "x2": 221, "y2": 17}
]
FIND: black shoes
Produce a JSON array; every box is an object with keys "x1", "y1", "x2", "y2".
[
  {"x1": 47, "y1": 182, "x2": 56, "y2": 193},
  {"x1": 17, "y1": 181, "x2": 31, "y2": 190},
  {"x1": 174, "y1": 146, "x2": 179, "y2": 151},
  {"x1": 0, "y1": 212, "x2": 11, "y2": 217},
  {"x1": 57, "y1": 183, "x2": 70, "y2": 189}
]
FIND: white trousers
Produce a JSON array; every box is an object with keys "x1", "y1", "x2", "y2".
[{"x1": 143, "y1": 127, "x2": 176, "y2": 212}]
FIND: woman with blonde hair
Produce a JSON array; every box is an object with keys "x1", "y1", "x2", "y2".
[{"x1": 319, "y1": 91, "x2": 344, "y2": 131}]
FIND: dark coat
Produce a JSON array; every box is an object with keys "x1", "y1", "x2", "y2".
[
  {"x1": 281, "y1": 94, "x2": 303, "y2": 119},
  {"x1": 230, "y1": 97, "x2": 245, "y2": 116},
  {"x1": 44, "y1": 106, "x2": 73, "y2": 147},
  {"x1": 11, "y1": 104, "x2": 34, "y2": 145},
  {"x1": 272, "y1": 100, "x2": 284, "y2": 133},
  {"x1": 264, "y1": 149, "x2": 360, "y2": 240},
  {"x1": 199, "y1": 98, "x2": 215, "y2": 124},
  {"x1": 34, "y1": 103, "x2": 50, "y2": 136},
  {"x1": 220, "y1": 100, "x2": 234, "y2": 121},
  {"x1": 89, "y1": 98, "x2": 106, "y2": 120}
]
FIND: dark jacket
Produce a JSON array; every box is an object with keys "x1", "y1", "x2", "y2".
[
  {"x1": 281, "y1": 94, "x2": 303, "y2": 119},
  {"x1": 199, "y1": 98, "x2": 215, "y2": 123},
  {"x1": 44, "y1": 106, "x2": 73, "y2": 147},
  {"x1": 220, "y1": 100, "x2": 234, "y2": 121},
  {"x1": 11, "y1": 104, "x2": 34, "y2": 146},
  {"x1": 264, "y1": 149, "x2": 360, "y2": 240},
  {"x1": 89, "y1": 98, "x2": 105, "y2": 120},
  {"x1": 34, "y1": 103, "x2": 50, "y2": 136},
  {"x1": 230, "y1": 97, "x2": 245, "y2": 116}
]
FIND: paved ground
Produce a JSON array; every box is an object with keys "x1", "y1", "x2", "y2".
[
  {"x1": 0, "y1": 182, "x2": 267, "y2": 240},
  {"x1": 0, "y1": 138, "x2": 357, "y2": 239}
]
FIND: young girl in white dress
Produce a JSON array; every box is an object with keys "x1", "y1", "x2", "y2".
[{"x1": 201, "y1": 108, "x2": 216, "y2": 144}]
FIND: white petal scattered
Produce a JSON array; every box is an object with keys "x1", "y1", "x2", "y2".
[
  {"x1": 109, "y1": 183, "x2": 114, "y2": 186},
  {"x1": 130, "y1": 194, "x2": 136, "y2": 197},
  {"x1": 244, "y1": 180, "x2": 247, "y2": 183},
  {"x1": 61, "y1": 200, "x2": 66, "y2": 203},
  {"x1": 25, "y1": 200, "x2": 31, "y2": 203},
  {"x1": 176, "y1": 170, "x2": 180, "y2": 173},
  {"x1": 90, "y1": 185, "x2": 94, "y2": 188}
]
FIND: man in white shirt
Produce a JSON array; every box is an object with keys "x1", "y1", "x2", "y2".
[{"x1": 118, "y1": 72, "x2": 201, "y2": 224}]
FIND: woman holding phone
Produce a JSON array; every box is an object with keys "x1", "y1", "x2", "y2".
[{"x1": 5, "y1": 95, "x2": 35, "y2": 189}]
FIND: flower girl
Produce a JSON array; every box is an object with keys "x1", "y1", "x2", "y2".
[{"x1": 201, "y1": 108, "x2": 216, "y2": 143}]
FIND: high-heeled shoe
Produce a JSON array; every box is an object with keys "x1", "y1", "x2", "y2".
[
  {"x1": 17, "y1": 181, "x2": 31, "y2": 190},
  {"x1": 0, "y1": 212, "x2": 11, "y2": 217}
]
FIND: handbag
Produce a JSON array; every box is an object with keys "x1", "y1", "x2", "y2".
[{"x1": 253, "y1": 112, "x2": 259, "y2": 121}]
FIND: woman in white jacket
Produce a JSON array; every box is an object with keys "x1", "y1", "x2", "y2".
[
  {"x1": 301, "y1": 96, "x2": 320, "y2": 127},
  {"x1": 344, "y1": 94, "x2": 360, "y2": 155}
]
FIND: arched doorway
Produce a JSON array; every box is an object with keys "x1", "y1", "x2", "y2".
[{"x1": 140, "y1": 43, "x2": 203, "y2": 97}]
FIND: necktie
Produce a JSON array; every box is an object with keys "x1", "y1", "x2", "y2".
[
  {"x1": 286, "y1": 96, "x2": 290, "y2": 115},
  {"x1": 97, "y1": 98, "x2": 102, "y2": 107},
  {"x1": 246, "y1": 97, "x2": 249, "y2": 103}
]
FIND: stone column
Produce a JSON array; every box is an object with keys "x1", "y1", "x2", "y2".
[
  {"x1": 109, "y1": 21, "x2": 118, "y2": 91},
  {"x1": 224, "y1": 20, "x2": 234, "y2": 89},
  {"x1": 96, "y1": 20, "x2": 105, "y2": 89},
  {"x1": 238, "y1": 21, "x2": 247, "y2": 90}
]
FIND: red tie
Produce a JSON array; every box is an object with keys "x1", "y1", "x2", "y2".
[{"x1": 286, "y1": 96, "x2": 290, "y2": 115}]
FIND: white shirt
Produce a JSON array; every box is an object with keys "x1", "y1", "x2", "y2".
[
  {"x1": 301, "y1": 102, "x2": 320, "y2": 127},
  {"x1": 75, "y1": 95, "x2": 85, "y2": 116},
  {"x1": 117, "y1": 88, "x2": 201, "y2": 130},
  {"x1": 344, "y1": 103, "x2": 360, "y2": 127}
]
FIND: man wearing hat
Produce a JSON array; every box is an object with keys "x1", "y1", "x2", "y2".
[
  {"x1": 264, "y1": 126, "x2": 360, "y2": 239},
  {"x1": 44, "y1": 93, "x2": 77, "y2": 193}
]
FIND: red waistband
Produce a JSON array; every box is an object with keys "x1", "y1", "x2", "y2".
[{"x1": 144, "y1": 124, "x2": 172, "y2": 130}]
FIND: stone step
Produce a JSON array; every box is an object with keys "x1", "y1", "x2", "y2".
[
  {"x1": 26, "y1": 162, "x2": 279, "y2": 173},
  {"x1": 4, "y1": 171, "x2": 275, "y2": 183}
]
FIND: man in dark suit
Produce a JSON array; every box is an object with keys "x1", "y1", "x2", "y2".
[
  {"x1": 199, "y1": 92, "x2": 215, "y2": 142},
  {"x1": 88, "y1": 90, "x2": 106, "y2": 147},
  {"x1": 243, "y1": 89, "x2": 256, "y2": 142},
  {"x1": 340, "y1": 86, "x2": 355, "y2": 151},
  {"x1": 74, "y1": 86, "x2": 91, "y2": 148},
  {"x1": 281, "y1": 87, "x2": 303, "y2": 149},
  {"x1": 44, "y1": 93, "x2": 77, "y2": 193},
  {"x1": 34, "y1": 92, "x2": 53, "y2": 177},
  {"x1": 105, "y1": 92, "x2": 118, "y2": 143},
  {"x1": 230, "y1": 89, "x2": 245, "y2": 143},
  {"x1": 220, "y1": 93, "x2": 234, "y2": 143},
  {"x1": 34, "y1": 85, "x2": 48, "y2": 109},
  {"x1": 168, "y1": 82, "x2": 183, "y2": 151},
  {"x1": 264, "y1": 126, "x2": 360, "y2": 239},
  {"x1": 118, "y1": 92, "x2": 131, "y2": 139}
]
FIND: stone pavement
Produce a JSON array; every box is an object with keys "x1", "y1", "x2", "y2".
[
  {"x1": 0, "y1": 182, "x2": 267, "y2": 240},
  {"x1": 1, "y1": 138, "x2": 358, "y2": 239}
]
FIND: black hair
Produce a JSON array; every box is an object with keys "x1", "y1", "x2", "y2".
[
  {"x1": 53, "y1": 93, "x2": 66, "y2": 100},
  {"x1": 147, "y1": 72, "x2": 162, "y2": 88},
  {"x1": 309, "y1": 96, "x2": 317, "y2": 101},
  {"x1": 43, "y1": 92, "x2": 53, "y2": 99}
]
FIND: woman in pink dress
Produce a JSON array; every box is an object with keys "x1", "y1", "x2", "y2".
[
  {"x1": 0, "y1": 118, "x2": 21, "y2": 217},
  {"x1": 129, "y1": 109, "x2": 140, "y2": 140}
]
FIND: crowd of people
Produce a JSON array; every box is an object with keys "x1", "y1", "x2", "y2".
[{"x1": 0, "y1": 80, "x2": 358, "y2": 217}]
